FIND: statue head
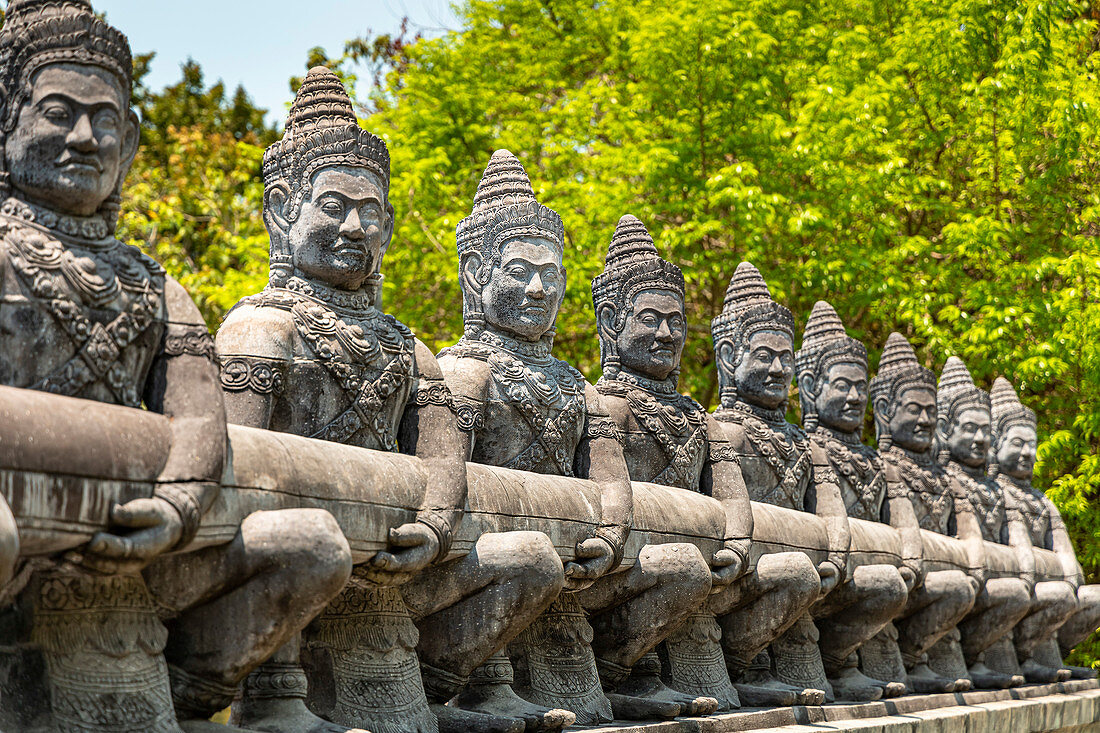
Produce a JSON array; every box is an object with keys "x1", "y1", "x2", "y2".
[
  {"x1": 711, "y1": 262, "x2": 795, "y2": 411},
  {"x1": 262, "y1": 67, "x2": 393, "y2": 296},
  {"x1": 869, "y1": 332, "x2": 937, "y2": 453},
  {"x1": 935, "y1": 356, "x2": 991, "y2": 469},
  {"x1": 456, "y1": 150, "x2": 565, "y2": 343},
  {"x1": 795, "y1": 300, "x2": 869, "y2": 433},
  {"x1": 990, "y1": 376, "x2": 1038, "y2": 480},
  {"x1": 592, "y1": 215, "x2": 685, "y2": 382},
  {"x1": 0, "y1": 0, "x2": 139, "y2": 232}
]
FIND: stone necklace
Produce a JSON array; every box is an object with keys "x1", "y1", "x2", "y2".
[
  {"x1": 947, "y1": 463, "x2": 1002, "y2": 541},
  {"x1": 884, "y1": 446, "x2": 954, "y2": 530}
]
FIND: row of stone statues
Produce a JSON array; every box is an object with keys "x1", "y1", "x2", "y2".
[{"x1": 0, "y1": 2, "x2": 1097, "y2": 732}]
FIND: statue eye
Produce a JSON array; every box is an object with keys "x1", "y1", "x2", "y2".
[
  {"x1": 320, "y1": 199, "x2": 344, "y2": 216},
  {"x1": 92, "y1": 108, "x2": 119, "y2": 132},
  {"x1": 41, "y1": 103, "x2": 70, "y2": 123}
]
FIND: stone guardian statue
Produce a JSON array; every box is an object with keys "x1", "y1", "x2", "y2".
[
  {"x1": 867, "y1": 334, "x2": 978, "y2": 694},
  {"x1": 590, "y1": 215, "x2": 750, "y2": 712},
  {"x1": 709, "y1": 263, "x2": 851, "y2": 705},
  {"x1": 217, "y1": 69, "x2": 566, "y2": 733},
  {"x1": 0, "y1": 3, "x2": 353, "y2": 730},
  {"x1": 438, "y1": 151, "x2": 716, "y2": 724},
  {"x1": 990, "y1": 377, "x2": 1100, "y2": 680}
]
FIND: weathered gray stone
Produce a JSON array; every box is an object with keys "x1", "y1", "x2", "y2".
[
  {"x1": 0, "y1": 3, "x2": 350, "y2": 731},
  {"x1": 934, "y1": 357, "x2": 1034, "y2": 689},
  {"x1": 795, "y1": 301, "x2": 913, "y2": 701},
  {"x1": 708, "y1": 265, "x2": 849, "y2": 706},
  {"x1": 990, "y1": 377, "x2": 1100, "y2": 681},
  {"x1": 868, "y1": 334, "x2": 978, "y2": 695},
  {"x1": 439, "y1": 151, "x2": 716, "y2": 725}
]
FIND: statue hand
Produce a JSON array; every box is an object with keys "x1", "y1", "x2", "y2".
[
  {"x1": 365, "y1": 523, "x2": 439, "y2": 586},
  {"x1": 709, "y1": 548, "x2": 743, "y2": 588},
  {"x1": 817, "y1": 560, "x2": 841, "y2": 597},
  {"x1": 564, "y1": 537, "x2": 615, "y2": 591},
  {"x1": 82, "y1": 496, "x2": 184, "y2": 575},
  {"x1": 899, "y1": 565, "x2": 917, "y2": 594}
]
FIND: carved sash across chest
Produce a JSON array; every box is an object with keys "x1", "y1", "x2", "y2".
[{"x1": 717, "y1": 407, "x2": 812, "y2": 507}]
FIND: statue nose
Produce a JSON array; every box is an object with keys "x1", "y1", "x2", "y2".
[
  {"x1": 67, "y1": 112, "x2": 98, "y2": 153},
  {"x1": 341, "y1": 208, "x2": 366, "y2": 239},
  {"x1": 526, "y1": 272, "x2": 545, "y2": 298}
]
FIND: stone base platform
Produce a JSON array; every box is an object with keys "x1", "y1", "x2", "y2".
[{"x1": 583, "y1": 680, "x2": 1100, "y2": 732}]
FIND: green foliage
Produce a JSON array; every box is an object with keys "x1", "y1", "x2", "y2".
[
  {"x1": 111, "y1": 0, "x2": 1100, "y2": 663},
  {"x1": 117, "y1": 57, "x2": 276, "y2": 328},
  {"x1": 351, "y1": 0, "x2": 1100, "y2": 640}
]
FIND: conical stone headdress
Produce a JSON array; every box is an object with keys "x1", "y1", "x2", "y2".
[
  {"x1": 869, "y1": 332, "x2": 935, "y2": 449},
  {"x1": 0, "y1": 0, "x2": 133, "y2": 226},
  {"x1": 711, "y1": 263, "x2": 794, "y2": 405},
  {"x1": 990, "y1": 376, "x2": 1036, "y2": 447},
  {"x1": 591, "y1": 215, "x2": 685, "y2": 373},
  {"x1": 937, "y1": 356, "x2": 990, "y2": 428},
  {"x1": 795, "y1": 300, "x2": 868, "y2": 430},
  {"x1": 455, "y1": 150, "x2": 564, "y2": 338},
  {"x1": 263, "y1": 66, "x2": 390, "y2": 286}
]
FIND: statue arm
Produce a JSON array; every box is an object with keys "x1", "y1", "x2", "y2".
[
  {"x1": 703, "y1": 414, "x2": 752, "y2": 580},
  {"x1": 575, "y1": 383, "x2": 633, "y2": 570},
  {"x1": 214, "y1": 303, "x2": 293, "y2": 429},
  {"x1": 1043, "y1": 493, "x2": 1084, "y2": 588},
  {"x1": 806, "y1": 441, "x2": 851, "y2": 584},
  {"x1": 143, "y1": 278, "x2": 227, "y2": 547},
  {"x1": 950, "y1": 480, "x2": 987, "y2": 587},
  {"x1": 398, "y1": 339, "x2": 468, "y2": 561},
  {"x1": 1005, "y1": 489, "x2": 1037, "y2": 592},
  {"x1": 882, "y1": 462, "x2": 925, "y2": 588}
]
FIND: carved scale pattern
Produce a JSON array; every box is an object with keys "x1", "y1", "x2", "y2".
[
  {"x1": 882, "y1": 447, "x2": 956, "y2": 534},
  {"x1": 998, "y1": 476, "x2": 1050, "y2": 548},
  {"x1": 947, "y1": 463, "x2": 1004, "y2": 543}
]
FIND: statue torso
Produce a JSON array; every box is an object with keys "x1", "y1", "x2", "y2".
[
  {"x1": 713, "y1": 402, "x2": 812, "y2": 509},
  {"x1": 595, "y1": 374, "x2": 708, "y2": 491},
  {"x1": 948, "y1": 463, "x2": 1006, "y2": 544},
  {"x1": 999, "y1": 476, "x2": 1050, "y2": 549},
  {"x1": 222, "y1": 285, "x2": 417, "y2": 451},
  {"x1": 811, "y1": 427, "x2": 887, "y2": 522},
  {"x1": 0, "y1": 210, "x2": 167, "y2": 408},
  {"x1": 440, "y1": 335, "x2": 587, "y2": 476},
  {"x1": 882, "y1": 447, "x2": 959, "y2": 535}
]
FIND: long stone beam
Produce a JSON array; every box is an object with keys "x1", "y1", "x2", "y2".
[{"x1": 0, "y1": 385, "x2": 1068, "y2": 580}]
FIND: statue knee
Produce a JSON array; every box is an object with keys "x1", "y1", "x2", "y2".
[
  {"x1": 243, "y1": 509, "x2": 352, "y2": 595},
  {"x1": 988, "y1": 577, "x2": 1031, "y2": 614},
  {"x1": 1035, "y1": 580, "x2": 1078, "y2": 619},
  {"x1": 641, "y1": 542, "x2": 712, "y2": 603},
  {"x1": 853, "y1": 565, "x2": 909, "y2": 619},
  {"x1": 480, "y1": 530, "x2": 564, "y2": 595},
  {"x1": 787, "y1": 553, "x2": 823, "y2": 608},
  {"x1": 1077, "y1": 584, "x2": 1100, "y2": 609}
]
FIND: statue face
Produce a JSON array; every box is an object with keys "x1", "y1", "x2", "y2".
[
  {"x1": 5, "y1": 63, "x2": 134, "y2": 217},
  {"x1": 943, "y1": 406, "x2": 991, "y2": 468},
  {"x1": 887, "y1": 386, "x2": 937, "y2": 452},
  {"x1": 482, "y1": 236, "x2": 564, "y2": 341},
  {"x1": 617, "y1": 288, "x2": 685, "y2": 381},
  {"x1": 816, "y1": 361, "x2": 868, "y2": 433},
  {"x1": 733, "y1": 330, "x2": 793, "y2": 410},
  {"x1": 289, "y1": 166, "x2": 390, "y2": 291},
  {"x1": 997, "y1": 424, "x2": 1038, "y2": 479}
]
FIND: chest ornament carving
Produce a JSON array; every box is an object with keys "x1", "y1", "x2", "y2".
[
  {"x1": 3, "y1": 216, "x2": 165, "y2": 407},
  {"x1": 815, "y1": 428, "x2": 887, "y2": 520},
  {"x1": 715, "y1": 402, "x2": 812, "y2": 507}
]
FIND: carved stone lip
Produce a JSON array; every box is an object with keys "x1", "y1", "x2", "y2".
[{"x1": 57, "y1": 155, "x2": 103, "y2": 172}]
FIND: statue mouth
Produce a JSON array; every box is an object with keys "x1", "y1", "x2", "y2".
[{"x1": 57, "y1": 155, "x2": 103, "y2": 173}]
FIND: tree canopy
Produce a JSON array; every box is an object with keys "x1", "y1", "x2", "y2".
[{"x1": 115, "y1": 0, "x2": 1099, "y2": 662}]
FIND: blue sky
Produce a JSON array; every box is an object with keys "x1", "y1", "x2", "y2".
[{"x1": 90, "y1": 0, "x2": 459, "y2": 124}]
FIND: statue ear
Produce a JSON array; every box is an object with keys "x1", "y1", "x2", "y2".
[
  {"x1": 119, "y1": 109, "x2": 140, "y2": 177},
  {"x1": 380, "y1": 200, "x2": 395, "y2": 256},
  {"x1": 596, "y1": 303, "x2": 619, "y2": 343},
  {"x1": 798, "y1": 373, "x2": 817, "y2": 404},
  {"x1": 717, "y1": 341, "x2": 736, "y2": 372},
  {"x1": 872, "y1": 396, "x2": 891, "y2": 428},
  {"x1": 460, "y1": 252, "x2": 484, "y2": 295},
  {"x1": 263, "y1": 183, "x2": 291, "y2": 238}
]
